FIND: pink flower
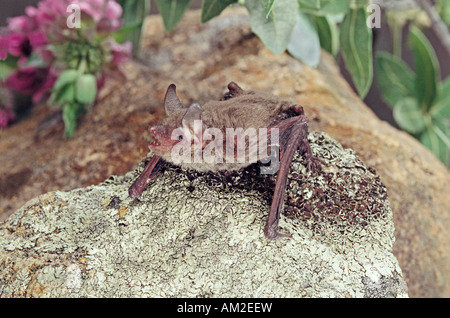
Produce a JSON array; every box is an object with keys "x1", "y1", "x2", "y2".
[
  {"x1": 8, "y1": 16, "x2": 32, "y2": 33},
  {"x1": 5, "y1": 66, "x2": 56, "y2": 103},
  {"x1": 100, "y1": 39, "x2": 132, "y2": 79},
  {"x1": 110, "y1": 41, "x2": 132, "y2": 67},
  {"x1": 7, "y1": 33, "x2": 30, "y2": 57},
  {"x1": 34, "y1": 0, "x2": 123, "y2": 39},
  {"x1": 79, "y1": 0, "x2": 122, "y2": 24},
  {"x1": 0, "y1": 9, "x2": 49, "y2": 63},
  {"x1": 2, "y1": 0, "x2": 129, "y2": 108},
  {"x1": 0, "y1": 34, "x2": 8, "y2": 60}
]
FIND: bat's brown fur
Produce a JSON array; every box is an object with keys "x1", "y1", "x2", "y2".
[{"x1": 129, "y1": 82, "x2": 322, "y2": 239}]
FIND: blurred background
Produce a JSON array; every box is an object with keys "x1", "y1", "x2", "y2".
[{"x1": 2, "y1": 0, "x2": 449, "y2": 127}]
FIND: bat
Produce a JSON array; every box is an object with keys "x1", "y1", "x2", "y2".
[{"x1": 128, "y1": 82, "x2": 322, "y2": 239}]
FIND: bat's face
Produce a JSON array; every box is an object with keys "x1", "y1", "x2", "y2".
[
  {"x1": 148, "y1": 84, "x2": 203, "y2": 163},
  {"x1": 148, "y1": 124, "x2": 181, "y2": 155}
]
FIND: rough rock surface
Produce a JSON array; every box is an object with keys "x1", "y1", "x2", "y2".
[
  {"x1": 0, "y1": 8, "x2": 448, "y2": 297},
  {"x1": 0, "y1": 132, "x2": 407, "y2": 297}
]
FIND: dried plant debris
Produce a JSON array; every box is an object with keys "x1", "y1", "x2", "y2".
[{"x1": 284, "y1": 133, "x2": 391, "y2": 246}]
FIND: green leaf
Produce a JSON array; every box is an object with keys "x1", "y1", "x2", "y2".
[
  {"x1": 314, "y1": 15, "x2": 339, "y2": 55},
  {"x1": 22, "y1": 52, "x2": 48, "y2": 68},
  {"x1": 430, "y1": 76, "x2": 450, "y2": 118},
  {"x1": 420, "y1": 119, "x2": 450, "y2": 165},
  {"x1": 339, "y1": 7, "x2": 373, "y2": 98},
  {"x1": 53, "y1": 69, "x2": 79, "y2": 91},
  {"x1": 155, "y1": 0, "x2": 192, "y2": 32},
  {"x1": 50, "y1": 83, "x2": 76, "y2": 107},
  {"x1": 263, "y1": 0, "x2": 276, "y2": 18},
  {"x1": 298, "y1": 0, "x2": 350, "y2": 16},
  {"x1": 112, "y1": 20, "x2": 144, "y2": 44},
  {"x1": 0, "y1": 55, "x2": 18, "y2": 80},
  {"x1": 201, "y1": 0, "x2": 237, "y2": 23},
  {"x1": 437, "y1": 0, "x2": 450, "y2": 24},
  {"x1": 62, "y1": 102, "x2": 85, "y2": 138},
  {"x1": 75, "y1": 74, "x2": 97, "y2": 104},
  {"x1": 393, "y1": 97, "x2": 426, "y2": 134},
  {"x1": 287, "y1": 12, "x2": 321, "y2": 67},
  {"x1": 116, "y1": 0, "x2": 150, "y2": 56},
  {"x1": 58, "y1": 84, "x2": 76, "y2": 105},
  {"x1": 245, "y1": 0, "x2": 298, "y2": 55},
  {"x1": 375, "y1": 52, "x2": 416, "y2": 108},
  {"x1": 409, "y1": 26, "x2": 440, "y2": 111}
]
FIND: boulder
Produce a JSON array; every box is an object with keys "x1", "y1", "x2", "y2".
[{"x1": 0, "y1": 132, "x2": 407, "y2": 297}]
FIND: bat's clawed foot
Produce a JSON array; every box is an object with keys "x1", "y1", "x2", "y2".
[
  {"x1": 128, "y1": 186, "x2": 142, "y2": 200},
  {"x1": 264, "y1": 223, "x2": 292, "y2": 240}
]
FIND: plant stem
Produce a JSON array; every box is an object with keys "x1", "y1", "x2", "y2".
[
  {"x1": 392, "y1": 19, "x2": 402, "y2": 57},
  {"x1": 78, "y1": 58, "x2": 87, "y2": 74}
]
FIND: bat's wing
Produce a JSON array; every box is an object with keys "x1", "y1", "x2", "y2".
[
  {"x1": 264, "y1": 108, "x2": 321, "y2": 239},
  {"x1": 128, "y1": 155, "x2": 163, "y2": 199}
]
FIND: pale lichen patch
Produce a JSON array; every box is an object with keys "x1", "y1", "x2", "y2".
[{"x1": 0, "y1": 132, "x2": 407, "y2": 297}]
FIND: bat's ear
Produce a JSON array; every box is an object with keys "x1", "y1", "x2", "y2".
[
  {"x1": 164, "y1": 84, "x2": 183, "y2": 115},
  {"x1": 182, "y1": 103, "x2": 203, "y2": 143},
  {"x1": 227, "y1": 81, "x2": 243, "y2": 95},
  {"x1": 221, "y1": 81, "x2": 244, "y2": 100}
]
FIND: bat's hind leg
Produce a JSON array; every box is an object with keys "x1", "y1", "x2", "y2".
[
  {"x1": 264, "y1": 105, "x2": 322, "y2": 239},
  {"x1": 128, "y1": 155, "x2": 162, "y2": 199}
]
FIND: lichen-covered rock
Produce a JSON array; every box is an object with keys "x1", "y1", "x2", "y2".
[{"x1": 0, "y1": 132, "x2": 407, "y2": 297}]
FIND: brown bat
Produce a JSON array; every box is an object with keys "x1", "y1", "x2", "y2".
[{"x1": 129, "y1": 82, "x2": 322, "y2": 239}]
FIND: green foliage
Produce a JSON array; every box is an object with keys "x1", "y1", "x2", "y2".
[
  {"x1": 155, "y1": 0, "x2": 192, "y2": 32},
  {"x1": 287, "y1": 12, "x2": 321, "y2": 67},
  {"x1": 75, "y1": 74, "x2": 97, "y2": 104},
  {"x1": 62, "y1": 102, "x2": 85, "y2": 139},
  {"x1": 245, "y1": 0, "x2": 299, "y2": 55},
  {"x1": 393, "y1": 97, "x2": 426, "y2": 134},
  {"x1": 376, "y1": 52, "x2": 415, "y2": 107},
  {"x1": 431, "y1": 77, "x2": 450, "y2": 118},
  {"x1": 339, "y1": 7, "x2": 372, "y2": 98},
  {"x1": 313, "y1": 15, "x2": 339, "y2": 56},
  {"x1": 262, "y1": 0, "x2": 276, "y2": 18},
  {"x1": 201, "y1": 0, "x2": 237, "y2": 22},
  {"x1": 420, "y1": 120, "x2": 450, "y2": 164},
  {"x1": 298, "y1": 0, "x2": 350, "y2": 16},
  {"x1": 0, "y1": 56, "x2": 18, "y2": 80},
  {"x1": 436, "y1": 0, "x2": 450, "y2": 24},
  {"x1": 376, "y1": 27, "x2": 450, "y2": 166},
  {"x1": 409, "y1": 26, "x2": 440, "y2": 112},
  {"x1": 115, "y1": 0, "x2": 150, "y2": 56},
  {"x1": 49, "y1": 69, "x2": 97, "y2": 137}
]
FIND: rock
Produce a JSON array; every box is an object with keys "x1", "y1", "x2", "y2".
[
  {"x1": 0, "y1": 132, "x2": 408, "y2": 297},
  {"x1": 0, "y1": 7, "x2": 448, "y2": 297}
]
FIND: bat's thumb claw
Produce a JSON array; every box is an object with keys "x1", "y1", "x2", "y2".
[{"x1": 306, "y1": 157, "x2": 323, "y2": 174}]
